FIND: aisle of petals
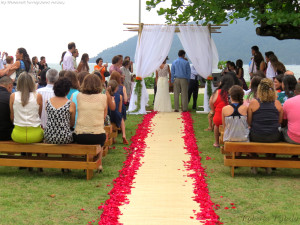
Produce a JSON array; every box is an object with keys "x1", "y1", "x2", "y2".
[
  {"x1": 181, "y1": 112, "x2": 222, "y2": 225},
  {"x1": 98, "y1": 111, "x2": 157, "y2": 225}
]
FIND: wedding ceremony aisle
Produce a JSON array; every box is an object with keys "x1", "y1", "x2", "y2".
[{"x1": 99, "y1": 112, "x2": 220, "y2": 224}]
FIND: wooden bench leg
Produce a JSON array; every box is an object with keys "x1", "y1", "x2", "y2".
[
  {"x1": 231, "y1": 152, "x2": 235, "y2": 177},
  {"x1": 86, "y1": 155, "x2": 93, "y2": 180}
]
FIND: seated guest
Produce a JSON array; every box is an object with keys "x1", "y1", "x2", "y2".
[
  {"x1": 282, "y1": 83, "x2": 300, "y2": 145},
  {"x1": 0, "y1": 76, "x2": 14, "y2": 140},
  {"x1": 244, "y1": 75, "x2": 263, "y2": 106},
  {"x1": 277, "y1": 75, "x2": 297, "y2": 105},
  {"x1": 37, "y1": 68, "x2": 50, "y2": 89},
  {"x1": 74, "y1": 74, "x2": 107, "y2": 147},
  {"x1": 210, "y1": 74, "x2": 234, "y2": 147},
  {"x1": 9, "y1": 72, "x2": 43, "y2": 143},
  {"x1": 110, "y1": 71, "x2": 129, "y2": 144},
  {"x1": 65, "y1": 71, "x2": 79, "y2": 99},
  {"x1": 70, "y1": 71, "x2": 89, "y2": 128},
  {"x1": 274, "y1": 74, "x2": 284, "y2": 93},
  {"x1": 37, "y1": 69, "x2": 59, "y2": 129},
  {"x1": 248, "y1": 78, "x2": 283, "y2": 143},
  {"x1": 44, "y1": 78, "x2": 75, "y2": 144},
  {"x1": 59, "y1": 70, "x2": 66, "y2": 78},
  {"x1": 222, "y1": 85, "x2": 249, "y2": 142}
]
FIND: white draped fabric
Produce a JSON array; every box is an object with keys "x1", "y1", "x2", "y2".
[
  {"x1": 178, "y1": 25, "x2": 216, "y2": 79},
  {"x1": 128, "y1": 25, "x2": 175, "y2": 114}
]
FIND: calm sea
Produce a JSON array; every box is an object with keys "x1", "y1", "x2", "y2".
[{"x1": 48, "y1": 63, "x2": 300, "y2": 82}]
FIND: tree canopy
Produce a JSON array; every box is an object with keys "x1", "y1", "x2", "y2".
[{"x1": 146, "y1": 0, "x2": 300, "y2": 40}]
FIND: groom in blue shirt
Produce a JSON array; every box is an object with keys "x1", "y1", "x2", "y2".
[{"x1": 171, "y1": 50, "x2": 191, "y2": 112}]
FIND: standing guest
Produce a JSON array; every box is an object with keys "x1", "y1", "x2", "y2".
[
  {"x1": 109, "y1": 56, "x2": 123, "y2": 76},
  {"x1": 64, "y1": 71, "x2": 79, "y2": 99},
  {"x1": 37, "y1": 68, "x2": 50, "y2": 89},
  {"x1": 94, "y1": 57, "x2": 108, "y2": 81},
  {"x1": 0, "y1": 52, "x2": 5, "y2": 70},
  {"x1": 110, "y1": 71, "x2": 128, "y2": 144},
  {"x1": 254, "y1": 52, "x2": 266, "y2": 74},
  {"x1": 188, "y1": 65, "x2": 200, "y2": 110},
  {"x1": 60, "y1": 51, "x2": 66, "y2": 69},
  {"x1": 7, "y1": 48, "x2": 31, "y2": 84},
  {"x1": 154, "y1": 58, "x2": 172, "y2": 112},
  {"x1": 124, "y1": 56, "x2": 133, "y2": 73},
  {"x1": 269, "y1": 54, "x2": 286, "y2": 75},
  {"x1": 228, "y1": 62, "x2": 236, "y2": 73},
  {"x1": 73, "y1": 49, "x2": 79, "y2": 70},
  {"x1": 265, "y1": 51, "x2": 276, "y2": 79},
  {"x1": 236, "y1": 59, "x2": 248, "y2": 90},
  {"x1": 249, "y1": 46, "x2": 259, "y2": 77},
  {"x1": 77, "y1": 53, "x2": 90, "y2": 72},
  {"x1": 248, "y1": 78, "x2": 283, "y2": 143},
  {"x1": 31, "y1": 56, "x2": 39, "y2": 82},
  {"x1": 5, "y1": 56, "x2": 16, "y2": 82},
  {"x1": 121, "y1": 60, "x2": 132, "y2": 100},
  {"x1": 63, "y1": 42, "x2": 77, "y2": 71},
  {"x1": 274, "y1": 74, "x2": 284, "y2": 93},
  {"x1": 9, "y1": 72, "x2": 43, "y2": 143},
  {"x1": 37, "y1": 56, "x2": 48, "y2": 72},
  {"x1": 37, "y1": 69, "x2": 59, "y2": 129},
  {"x1": 171, "y1": 50, "x2": 191, "y2": 112},
  {"x1": 107, "y1": 80, "x2": 122, "y2": 129},
  {"x1": 277, "y1": 75, "x2": 297, "y2": 105},
  {"x1": 222, "y1": 85, "x2": 249, "y2": 142},
  {"x1": 44, "y1": 78, "x2": 75, "y2": 144},
  {"x1": 210, "y1": 74, "x2": 234, "y2": 147},
  {"x1": 282, "y1": 83, "x2": 300, "y2": 145},
  {"x1": 0, "y1": 76, "x2": 14, "y2": 140}
]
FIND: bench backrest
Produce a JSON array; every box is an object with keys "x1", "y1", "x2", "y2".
[{"x1": 0, "y1": 141, "x2": 101, "y2": 155}]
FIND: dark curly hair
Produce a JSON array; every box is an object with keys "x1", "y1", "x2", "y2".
[
  {"x1": 17, "y1": 48, "x2": 31, "y2": 72},
  {"x1": 217, "y1": 74, "x2": 235, "y2": 104},
  {"x1": 283, "y1": 75, "x2": 297, "y2": 98},
  {"x1": 53, "y1": 77, "x2": 72, "y2": 97},
  {"x1": 229, "y1": 85, "x2": 244, "y2": 105}
]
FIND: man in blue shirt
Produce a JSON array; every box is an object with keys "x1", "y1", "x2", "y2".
[{"x1": 171, "y1": 50, "x2": 191, "y2": 112}]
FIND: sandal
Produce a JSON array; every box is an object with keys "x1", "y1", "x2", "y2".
[
  {"x1": 204, "y1": 128, "x2": 213, "y2": 131},
  {"x1": 123, "y1": 137, "x2": 129, "y2": 145},
  {"x1": 213, "y1": 144, "x2": 220, "y2": 148}
]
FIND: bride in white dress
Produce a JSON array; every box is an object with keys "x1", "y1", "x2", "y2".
[{"x1": 154, "y1": 58, "x2": 172, "y2": 112}]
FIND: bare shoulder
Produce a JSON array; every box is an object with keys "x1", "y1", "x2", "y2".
[{"x1": 275, "y1": 100, "x2": 283, "y2": 111}]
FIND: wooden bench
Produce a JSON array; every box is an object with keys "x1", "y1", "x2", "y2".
[
  {"x1": 0, "y1": 142, "x2": 102, "y2": 180},
  {"x1": 223, "y1": 142, "x2": 300, "y2": 177}
]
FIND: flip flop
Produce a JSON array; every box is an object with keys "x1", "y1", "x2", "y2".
[
  {"x1": 213, "y1": 144, "x2": 220, "y2": 148},
  {"x1": 204, "y1": 128, "x2": 213, "y2": 131}
]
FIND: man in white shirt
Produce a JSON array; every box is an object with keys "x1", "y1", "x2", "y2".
[
  {"x1": 63, "y1": 42, "x2": 76, "y2": 71},
  {"x1": 37, "y1": 69, "x2": 59, "y2": 128}
]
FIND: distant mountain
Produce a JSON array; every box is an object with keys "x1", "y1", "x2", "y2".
[{"x1": 90, "y1": 19, "x2": 300, "y2": 65}]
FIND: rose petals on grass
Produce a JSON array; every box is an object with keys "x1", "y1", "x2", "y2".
[
  {"x1": 97, "y1": 112, "x2": 157, "y2": 224},
  {"x1": 181, "y1": 112, "x2": 222, "y2": 225}
]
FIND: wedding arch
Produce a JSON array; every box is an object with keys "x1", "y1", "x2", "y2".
[{"x1": 124, "y1": 23, "x2": 225, "y2": 114}]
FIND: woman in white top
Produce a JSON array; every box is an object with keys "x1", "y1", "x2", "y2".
[
  {"x1": 154, "y1": 57, "x2": 172, "y2": 112},
  {"x1": 9, "y1": 72, "x2": 43, "y2": 143}
]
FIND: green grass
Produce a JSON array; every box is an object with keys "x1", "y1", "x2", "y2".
[
  {"x1": 1, "y1": 93, "x2": 300, "y2": 224},
  {"x1": 0, "y1": 115, "x2": 143, "y2": 225}
]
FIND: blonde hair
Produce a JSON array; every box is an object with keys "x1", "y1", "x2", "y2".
[
  {"x1": 17, "y1": 72, "x2": 36, "y2": 106},
  {"x1": 257, "y1": 78, "x2": 276, "y2": 102}
]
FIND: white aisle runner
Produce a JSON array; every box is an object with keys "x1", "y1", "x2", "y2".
[{"x1": 118, "y1": 113, "x2": 202, "y2": 225}]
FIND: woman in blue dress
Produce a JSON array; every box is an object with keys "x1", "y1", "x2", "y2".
[{"x1": 109, "y1": 71, "x2": 128, "y2": 145}]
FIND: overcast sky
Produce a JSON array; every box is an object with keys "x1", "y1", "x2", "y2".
[{"x1": 0, "y1": 0, "x2": 171, "y2": 63}]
